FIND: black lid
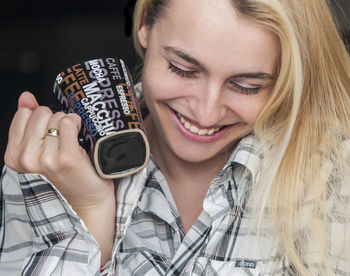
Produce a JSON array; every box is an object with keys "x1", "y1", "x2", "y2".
[{"x1": 97, "y1": 132, "x2": 147, "y2": 176}]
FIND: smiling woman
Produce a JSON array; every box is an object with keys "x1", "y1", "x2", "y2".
[
  {"x1": 1, "y1": 0, "x2": 350, "y2": 275},
  {"x1": 139, "y1": 0, "x2": 278, "y2": 167}
]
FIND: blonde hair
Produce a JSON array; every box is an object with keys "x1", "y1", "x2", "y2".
[
  {"x1": 132, "y1": 0, "x2": 350, "y2": 274},
  {"x1": 133, "y1": 0, "x2": 168, "y2": 59}
]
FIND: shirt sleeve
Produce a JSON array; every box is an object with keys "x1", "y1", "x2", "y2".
[{"x1": 0, "y1": 166, "x2": 102, "y2": 275}]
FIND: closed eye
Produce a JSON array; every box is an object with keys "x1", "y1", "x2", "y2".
[
  {"x1": 168, "y1": 61, "x2": 197, "y2": 78},
  {"x1": 168, "y1": 59, "x2": 263, "y2": 95},
  {"x1": 229, "y1": 81, "x2": 260, "y2": 95}
]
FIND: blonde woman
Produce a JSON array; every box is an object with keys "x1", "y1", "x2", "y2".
[{"x1": 1, "y1": 0, "x2": 350, "y2": 275}]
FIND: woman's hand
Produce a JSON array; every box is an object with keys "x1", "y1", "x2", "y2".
[
  {"x1": 5, "y1": 91, "x2": 114, "y2": 209},
  {"x1": 5, "y1": 91, "x2": 116, "y2": 264}
]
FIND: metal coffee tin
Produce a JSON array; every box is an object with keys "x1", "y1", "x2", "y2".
[{"x1": 53, "y1": 57, "x2": 149, "y2": 179}]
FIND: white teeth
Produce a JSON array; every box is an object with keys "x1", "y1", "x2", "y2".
[
  {"x1": 198, "y1": 129, "x2": 207, "y2": 136},
  {"x1": 190, "y1": 125, "x2": 199, "y2": 133},
  {"x1": 207, "y1": 129, "x2": 215, "y2": 135},
  {"x1": 176, "y1": 112, "x2": 220, "y2": 136}
]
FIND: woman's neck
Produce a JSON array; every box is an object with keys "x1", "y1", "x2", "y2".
[
  {"x1": 144, "y1": 116, "x2": 232, "y2": 232},
  {"x1": 145, "y1": 116, "x2": 227, "y2": 185}
]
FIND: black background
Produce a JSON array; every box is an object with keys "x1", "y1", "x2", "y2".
[{"x1": 0, "y1": 0, "x2": 349, "y2": 168}]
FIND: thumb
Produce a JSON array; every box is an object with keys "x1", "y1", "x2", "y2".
[{"x1": 18, "y1": 91, "x2": 39, "y2": 110}]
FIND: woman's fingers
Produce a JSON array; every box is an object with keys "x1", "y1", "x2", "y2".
[
  {"x1": 40, "y1": 112, "x2": 84, "y2": 176},
  {"x1": 5, "y1": 92, "x2": 40, "y2": 171},
  {"x1": 18, "y1": 106, "x2": 52, "y2": 170},
  {"x1": 17, "y1": 91, "x2": 39, "y2": 110},
  {"x1": 5, "y1": 92, "x2": 52, "y2": 173},
  {"x1": 5, "y1": 93, "x2": 112, "y2": 212},
  {"x1": 7, "y1": 108, "x2": 31, "y2": 146},
  {"x1": 22, "y1": 106, "x2": 53, "y2": 142},
  {"x1": 58, "y1": 113, "x2": 82, "y2": 158},
  {"x1": 40, "y1": 112, "x2": 66, "y2": 172},
  {"x1": 5, "y1": 107, "x2": 33, "y2": 170},
  {"x1": 7, "y1": 92, "x2": 41, "y2": 149}
]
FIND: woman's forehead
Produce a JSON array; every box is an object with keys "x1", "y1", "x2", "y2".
[{"x1": 151, "y1": 0, "x2": 279, "y2": 76}]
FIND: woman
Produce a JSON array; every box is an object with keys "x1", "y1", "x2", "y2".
[{"x1": 1, "y1": 0, "x2": 350, "y2": 275}]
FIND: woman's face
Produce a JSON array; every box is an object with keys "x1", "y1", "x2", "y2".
[{"x1": 139, "y1": 0, "x2": 279, "y2": 164}]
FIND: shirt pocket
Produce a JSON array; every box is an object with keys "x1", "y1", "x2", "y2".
[{"x1": 189, "y1": 257, "x2": 280, "y2": 276}]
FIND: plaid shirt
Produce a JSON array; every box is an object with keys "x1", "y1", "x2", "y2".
[{"x1": 1, "y1": 134, "x2": 349, "y2": 275}]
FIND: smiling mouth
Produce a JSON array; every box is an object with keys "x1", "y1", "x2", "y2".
[{"x1": 175, "y1": 112, "x2": 222, "y2": 136}]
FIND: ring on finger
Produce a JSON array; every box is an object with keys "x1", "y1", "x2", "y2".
[{"x1": 47, "y1": 128, "x2": 60, "y2": 138}]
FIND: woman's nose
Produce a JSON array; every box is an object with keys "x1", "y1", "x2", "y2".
[{"x1": 191, "y1": 82, "x2": 227, "y2": 128}]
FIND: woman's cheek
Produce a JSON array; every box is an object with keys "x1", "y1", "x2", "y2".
[{"x1": 230, "y1": 99, "x2": 265, "y2": 125}]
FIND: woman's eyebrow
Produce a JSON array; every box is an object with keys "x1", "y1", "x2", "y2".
[
  {"x1": 163, "y1": 45, "x2": 276, "y2": 80},
  {"x1": 233, "y1": 72, "x2": 276, "y2": 80},
  {"x1": 163, "y1": 46, "x2": 204, "y2": 68}
]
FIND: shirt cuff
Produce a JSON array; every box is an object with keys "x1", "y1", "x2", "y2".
[{"x1": 17, "y1": 171, "x2": 96, "y2": 246}]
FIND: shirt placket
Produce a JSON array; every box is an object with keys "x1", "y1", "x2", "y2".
[{"x1": 164, "y1": 172, "x2": 232, "y2": 275}]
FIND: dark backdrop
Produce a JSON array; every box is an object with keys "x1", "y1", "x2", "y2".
[
  {"x1": 0, "y1": 0, "x2": 139, "y2": 168},
  {"x1": 0, "y1": 0, "x2": 349, "y2": 169}
]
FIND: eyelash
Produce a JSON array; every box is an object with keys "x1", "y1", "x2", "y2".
[
  {"x1": 229, "y1": 82, "x2": 260, "y2": 95},
  {"x1": 167, "y1": 61, "x2": 261, "y2": 95},
  {"x1": 168, "y1": 62, "x2": 197, "y2": 78}
]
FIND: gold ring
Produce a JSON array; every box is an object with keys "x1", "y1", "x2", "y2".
[{"x1": 47, "y1": 128, "x2": 60, "y2": 138}]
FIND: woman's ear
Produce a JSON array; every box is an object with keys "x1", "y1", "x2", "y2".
[{"x1": 138, "y1": 23, "x2": 149, "y2": 49}]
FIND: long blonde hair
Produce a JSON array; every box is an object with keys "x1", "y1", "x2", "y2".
[
  {"x1": 133, "y1": 0, "x2": 350, "y2": 274},
  {"x1": 237, "y1": 1, "x2": 350, "y2": 275}
]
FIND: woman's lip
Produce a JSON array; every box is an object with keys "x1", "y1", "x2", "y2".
[
  {"x1": 169, "y1": 108, "x2": 233, "y2": 143},
  {"x1": 176, "y1": 112, "x2": 222, "y2": 130}
]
